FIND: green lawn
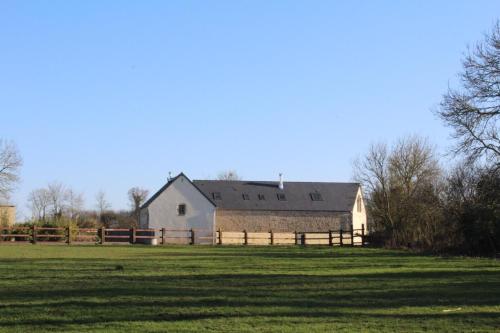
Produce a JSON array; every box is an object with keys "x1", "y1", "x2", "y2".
[{"x1": 0, "y1": 245, "x2": 498, "y2": 332}]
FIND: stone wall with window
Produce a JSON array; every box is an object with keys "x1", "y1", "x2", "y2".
[{"x1": 215, "y1": 209, "x2": 352, "y2": 232}]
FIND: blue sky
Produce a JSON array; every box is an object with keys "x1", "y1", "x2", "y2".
[{"x1": 1, "y1": 1, "x2": 499, "y2": 217}]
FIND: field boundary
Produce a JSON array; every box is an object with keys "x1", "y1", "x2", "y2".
[{"x1": 0, "y1": 225, "x2": 366, "y2": 247}]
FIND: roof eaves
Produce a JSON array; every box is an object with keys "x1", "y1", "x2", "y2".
[
  {"x1": 141, "y1": 172, "x2": 216, "y2": 210},
  {"x1": 140, "y1": 173, "x2": 183, "y2": 209},
  {"x1": 216, "y1": 208, "x2": 353, "y2": 213}
]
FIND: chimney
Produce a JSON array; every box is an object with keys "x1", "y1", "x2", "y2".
[
  {"x1": 278, "y1": 173, "x2": 284, "y2": 190},
  {"x1": 168, "y1": 171, "x2": 172, "y2": 181}
]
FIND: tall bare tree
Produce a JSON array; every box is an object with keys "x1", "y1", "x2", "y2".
[
  {"x1": 66, "y1": 189, "x2": 84, "y2": 221},
  {"x1": 438, "y1": 21, "x2": 500, "y2": 166},
  {"x1": 95, "y1": 190, "x2": 111, "y2": 222},
  {"x1": 217, "y1": 170, "x2": 241, "y2": 180},
  {"x1": 0, "y1": 139, "x2": 22, "y2": 201},
  {"x1": 27, "y1": 184, "x2": 84, "y2": 222},
  {"x1": 27, "y1": 188, "x2": 51, "y2": 221},
  {"x1": 353, "y1": 136, "x2": 443, "y2": 248},
  {"x1": 128, "y1": 187, "x2": 149, "y2": 223},
  {"x1": 353, "y1": 142, "x2": 394, "y2": 232},
  {"x1": 47, "y1": 182, "x2": 68, "y2": 219}
]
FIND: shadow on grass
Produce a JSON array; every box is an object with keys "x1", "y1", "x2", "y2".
[
  {"x1": 0, "y1": 307, "x2": 499, "y2": 329},
  {"x1": 0, "y1": 246, "x2": 498, "y2": 331},
  {"x1": 1, "y1": 270, "x2": 499, "y2": 306},
  {"x1": 127, "y1": 247, "x2": 423, "y2": 260}
]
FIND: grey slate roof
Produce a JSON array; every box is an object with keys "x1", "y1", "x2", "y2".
[{"x1": 192, "y1": 179, "x2": 360, "y2": 212}]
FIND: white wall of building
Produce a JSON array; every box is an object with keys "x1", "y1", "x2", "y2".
[
  {"x1": 351, "y1": 186, "x2": 367, "y2": 232},
  {"x1": 140, "y1": 175, "x2": 216, "y2": 238}
]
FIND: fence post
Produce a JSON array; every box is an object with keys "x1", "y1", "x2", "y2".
[
  {"x1": 100, "y1": 228, "x2": 105, "y2": 245},
  {"x1": 0, "y1": 226, "x2": 5, "y2": 243},
  {"x1": 350, "y1": 225, "x2": 354, "y2": 246},
  {"x1": 339, "y1": 228, "x2": 343, "y2": 247},
  {"x1": 190, "y1": 229, "x2": 195, "y2": 245},
  {"x1": 218, "y1": 228, "x2": 222, "y2": 245},
  {"x1": 294, "y1": 231, "x2": 298, "y2": 245},
  {"x1": 66, "y1": 226, "x2": 71, "y2": 245},
  {"x1": 301, "y1": 233, "x2": 306, "y2": 246},
  {"x1": 161, "y1": 228, "x2": 166, "y2": 245},
  {"x1": 361, "y1": 224, "x2": 365, "y2": 247},
  {"x1": 270, "y1": 230, "x2": 274, "y2": 245},
  {"x1": 130, "y1": 228, "x2": 136, "y2": 244},
  {"x1": 243, "y1": 230, "x2": 248, "y2": 245},
  {"x1": 32, "y1": 225, "x2": 37, "y2": 244},
  {"x1": 328, "y1": 230, "x2": 333, "y2": 247}
]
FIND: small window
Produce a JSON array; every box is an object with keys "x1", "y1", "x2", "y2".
[
  {"x1": 277, "y1": 193, "x2": 286, "y2": 201},
  {"x1": 357, "y1": 197, "x2": 362, "y2": 212},
  {"x1": 258, "y1": 194, "x2": 265, "y2": 200},
  {"x1": 212, "y1": 192, "x2": 222, "y2": 200},
  {"x1": 177, "y1": 204, "x2": 186, "y2": 216},
  {"x1": 310, "y1": 192, "x2": 323, "y2": 201},
  {"x1": 242, "y1": 193, "x2": 250, "y2": 200}
]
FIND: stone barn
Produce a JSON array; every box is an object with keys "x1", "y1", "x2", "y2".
[{"x1": 140, "y1": 173, "x2": 366, "y2": 242}]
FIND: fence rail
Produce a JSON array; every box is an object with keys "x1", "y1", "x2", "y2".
[
  {"x1": 0, "y1": 226, "x2": 213, "y2": 245},
  {"x1": 0, "y1": 224, "x2": 366, "y2": 247},
  {"x1": 216, "y1": 225, "x2": 366, "y2": 247}
]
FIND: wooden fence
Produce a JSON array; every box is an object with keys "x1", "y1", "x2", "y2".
[
  {"x1": 216, "y1": 225, "x2": 365, "y2": 246},
  {"x1": 0, "y1": 226, "x2": 213, "y2": 245},
  {"x1": 0, "y1": 224, "x2": 366, "y2": 247}
]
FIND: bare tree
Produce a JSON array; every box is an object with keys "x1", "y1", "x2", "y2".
[
  {"x1": 353, "y1": 142, "x2": 394, "y2": 233},
  {"x1": 95, "y1": 190, "x2": 111, "y2": 222},
  {"x1": 66, "y1": 189, "x2": 84, "y2": 221},
  {"x1": 47, "y1": 182, "x2": 68, "y2": 219},
  {"x1": 353, "y1": 136, "x2": 443, "y2": 248},
  {"x1": 389, "y1": 136, "x2": 441, "y2": 196},
  {"x1": 438, "y1": 21, "x2": 500, "y2": 166},
  {"x1": 27, "y1": 184, "x2": 84, "y2": 222},
  {"x1": 217, "y1": 170, "x2": 241, "y2": 180},
  {"x1": 27, "y1": 188, "x2": 51, "y2": 221},
  {"x1": 128, "y1": 187, "x2": 149, "y2": 223},
  {"x1": 0, "y1": 139, "x2": 23, "y2": 201},
  {"x1": 128, "y1": 187, "x2": 149, "y2": 211}
]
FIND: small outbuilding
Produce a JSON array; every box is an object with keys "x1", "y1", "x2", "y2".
[
  {"x1": 140, "y1": 173, "x2": 367, "y2": 243},
  {"x1": 0, "y1": 205, "x2": 16, "y2": 226}
]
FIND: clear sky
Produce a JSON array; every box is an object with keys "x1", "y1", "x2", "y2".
[{"x1": 1, "y1": 1, "x2": 499, "y2": 218}]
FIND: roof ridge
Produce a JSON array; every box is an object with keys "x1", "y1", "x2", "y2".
[{"x1": 193, "y1": 179, "x2": 359, "y2": 184}]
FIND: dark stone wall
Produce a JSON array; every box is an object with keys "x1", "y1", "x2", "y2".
[{"x1": 215, "y1": 209, "x2": 352, "y2": 232}]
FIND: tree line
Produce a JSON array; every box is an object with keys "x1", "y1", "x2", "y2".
[
  {"x1": 354, "y1": 136, "x2": 499, "y2": 256},
  {"x1": 22, "y1": 184, "x2": 150, "y2": 229},
  {"x1": 0, "y1": 146, "x2": 149, "y2": 228},
  {"x1": 354, "y1": 22, "x2": 499, "y2": 256}
]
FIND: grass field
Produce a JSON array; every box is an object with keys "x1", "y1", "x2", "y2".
[{"x1": 0, "y1": 245, "x2": 499, "y2": 332}]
